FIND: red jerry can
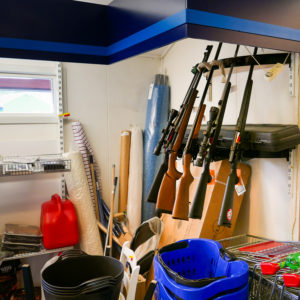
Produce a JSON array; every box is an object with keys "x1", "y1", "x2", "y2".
[{"x1": 41, "y1": 194, "x2": 79, "y2": 249}]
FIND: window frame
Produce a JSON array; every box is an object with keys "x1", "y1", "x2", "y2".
[{"x1": 0, "y1": 59, "x2": 60, "y2": 124}]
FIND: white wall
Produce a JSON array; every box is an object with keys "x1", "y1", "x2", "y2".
[
  {"x1": 162, "y1": 38, "x2": 299, "y2": 240},
  {"x1": 0, "y1": 55, "x2": 160, "y2": 285},
  {"x1": 0, "y1": 59, "x2": 62, "y2": 233},
  {"x1": 63, "y1": 55, "x2": 161, "y2": 204}
]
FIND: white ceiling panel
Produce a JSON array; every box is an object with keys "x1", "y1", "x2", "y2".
[{"x1": 74, "y1": 0, "x2": 113, "y2": 5}]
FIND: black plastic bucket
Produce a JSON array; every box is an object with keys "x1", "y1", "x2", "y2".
[{"x1": 42, "y1": 250, "x2": 124, "y2": 300}]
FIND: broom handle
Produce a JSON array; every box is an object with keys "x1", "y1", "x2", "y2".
[{"x1": 109, "y1": 165, "x2": 115, "y2": 254}]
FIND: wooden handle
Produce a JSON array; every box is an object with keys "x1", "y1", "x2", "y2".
[
  {"x1": 172, "y1": 154, "x2": 194, "y2": 220},
  {"x1": 156, "y1": 172, "x2": 177, "y2": 214},
  {"x1": 156, "y1": 89, "x2": 198, "y2": 215},
  {"x1": 109, "y1": 165, "x2": 116, "y2": 253},
  {"x1": 97, "y1": 221, "x2": 122, "y2": 247},
  {"x1": 192, "y1": 104, "x2": 206, "y2": 139},
  {"x1": 172, "y1": 89, "x2": 198, "y2": 152},
  {"x1": 167, "y1": 152, "x2": 182, "y2": 179},
  {"x1": 155, "y1": 152, "x2": 182, "y2": 214},
  {"x1": 119, "y1": 130, "x2": 131, "y2": 212}
]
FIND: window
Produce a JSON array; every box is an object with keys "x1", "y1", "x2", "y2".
[{"x1": 0, "y1": 59, "x2": 60, "y2": 123}]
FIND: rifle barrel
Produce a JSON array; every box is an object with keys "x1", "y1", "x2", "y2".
[
  {"x1": 146, "y1": 152, "x2": 169, "y2": 203},
  {"x1": 153, "y1": 109, "x2": 178, "y2": 156},
  {"x1": 218, "y1": 47, "x2": 257, "y2": 227},
  {"x1": 171, "y1": 44, "x2": 223, "y2": 221},
  {"x1": 189, "y1": 45, "x2": 240, "y2": 220},
  {"x1": 185, "y1": 42, "x2": 223, "y2": 153},
  {"x1": 147, "y1": 46, "x2": 213, "y2": 205}
]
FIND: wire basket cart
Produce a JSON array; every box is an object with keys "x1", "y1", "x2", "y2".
[{"x1": 218, "y1": 234, "x2": 300, "y2": 300}]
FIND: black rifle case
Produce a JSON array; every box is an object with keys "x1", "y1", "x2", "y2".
[{"x1": 182, "y1": 124, "x2": 300, "y2": 161}]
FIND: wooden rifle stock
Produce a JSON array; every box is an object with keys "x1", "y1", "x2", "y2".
[
  {"x1": 172, "y1": 42, "x2": 223, "y2": 220},
  {"x1": 156, "y1": 89, "x2": 198, "y2": 215},
  {"x1": 147, "y1": 47, "x2": 213, "y2": 205},
  {"x1": 172, "y1": 104, "x2": 206, "y2": 220}
]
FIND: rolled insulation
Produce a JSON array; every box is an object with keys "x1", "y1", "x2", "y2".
[
  {"x1": 63, "y1": 151, "x2": 103, "y2": 255},
  {"x1": 127, "y1": 126, "x2": 143, "y2": 235}
]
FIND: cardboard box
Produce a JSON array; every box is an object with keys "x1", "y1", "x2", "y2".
[{"x1": 135, "y1": 275, "x2": 146, "y2": 300}]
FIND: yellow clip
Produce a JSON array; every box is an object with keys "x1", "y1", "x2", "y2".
[{"x1": 58, "y1": 112, "x2": 70, "y2": 117}]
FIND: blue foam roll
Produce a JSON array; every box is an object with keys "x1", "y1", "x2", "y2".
[{"x1": 142, "y1": 75, "x2": 170, "y2": 221}]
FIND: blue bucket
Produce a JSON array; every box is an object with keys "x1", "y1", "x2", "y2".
[
  {"x1": 154, "y1": 239, "x2": 249, "y2": 300},
  {"x1": 155, "y1": 280, "x2": 248, "y2": 300}
]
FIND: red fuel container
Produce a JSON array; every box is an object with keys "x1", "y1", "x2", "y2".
[{"x1": 41, "y1": 194, "x2": 79, "y2": 249}]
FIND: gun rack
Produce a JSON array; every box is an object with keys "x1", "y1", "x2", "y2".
[{"x1": 196, "y1": 53, "x2": 291, "y2": 73}]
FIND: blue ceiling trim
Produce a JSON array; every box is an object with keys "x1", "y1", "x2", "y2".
[
  {"x1": 0, "y1": 47, "x2": 109, "y2": 65},
  {"x1": 0, "y1": 10, "x2": 187, "y2": 57},
  {"x1": 186, "y1": 9, "x2": 300, "y2": 42},
  {"x1": 109, "y1": 24, "x2": 188, "y2": 64},
  {"x1": 0, "y1": 36, "x2": 107, "y2": 56},
  {"x1": 107, "y1": 0, "x2": 186, "y2": 44},
  {"x1": 107, "y1": 10, "x2": 186, "y2": 55},
  {"x1": 0, "y1": 5, "x2": 299, "y2": 64}
]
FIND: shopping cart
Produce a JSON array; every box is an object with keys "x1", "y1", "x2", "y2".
[{"x1": 218, "y1": 234, "x2": 300, "y2": 300}]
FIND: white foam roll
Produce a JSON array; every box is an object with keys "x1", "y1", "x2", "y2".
[
  {"x1": 63, "y1": 151, "x2": 103, "y2": 255},
  {"x1": 127, "y1": 126, "x2": 143, "y2": 235}
]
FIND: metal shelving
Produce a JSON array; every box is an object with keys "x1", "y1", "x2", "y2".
[
  {"x1": 218, "y1": 234, "x2": 300, "y2": 300},
  {"x1": 0, "y1": 154, "x2": 71, "y2": 176},
  {"x1": 0, "y1": 154, "x2": 73, "y2": 265},
  {"x1": 1, "y1": 246, "x2": 74, "y2": 264}
]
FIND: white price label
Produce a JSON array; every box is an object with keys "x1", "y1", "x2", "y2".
[{"x1": 235, "y1": 177, "x2": 246, "y2": 196}]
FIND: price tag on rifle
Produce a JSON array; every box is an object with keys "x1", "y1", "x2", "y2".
[{"x1": 235, "y1": 169, "x2": 246, "y2": 196}]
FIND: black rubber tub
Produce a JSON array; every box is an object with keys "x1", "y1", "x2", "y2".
[{"x1": 41, "y1": 250, "x2": 124, "y2": 300}]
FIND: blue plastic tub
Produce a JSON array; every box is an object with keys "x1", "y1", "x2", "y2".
[
  {"x1": 155, "y1": 280, "x2": 249, "y2": 300},
  {"x1": 154, "y1": 239, "x2": 249, "y2": 300}
]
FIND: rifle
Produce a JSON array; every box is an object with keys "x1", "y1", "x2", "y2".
[
  {"x1": 172, "y1": 42, "x2": 223, "y2": 220},
  {"x1": 189, "y1": 45, "x2": 240, "y2": 219},
  {"x1": 155, "y1": 45, "x2": 213, "y2": 215},
  {"x1": 146, "y1": 110, "x2": 178, "y2": 203},
  {"x1": 218, "y1": 47, "x2": 258, "y2": 227},
  {"x1": 146, "y1": 45, "x2": 213, "y2": 205}
]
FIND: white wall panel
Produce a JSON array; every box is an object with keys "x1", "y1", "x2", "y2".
[{"x1": 63, "y1": 55, "x2": 161, "y2": 204}]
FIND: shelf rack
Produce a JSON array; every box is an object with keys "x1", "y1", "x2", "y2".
[
  {"x1": 0, "y1": 154, "x2": 71, "y2": 176},
  {"x1": 1, "y1": 246, "x2": 74, "y2": 264},
  {"x1": 218, "y1": 234, "x2": 300, "y2": 300}
]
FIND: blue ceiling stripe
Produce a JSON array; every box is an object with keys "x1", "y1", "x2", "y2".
[
  {"x1": 0, "y1": 8, "x2": 299, "y2": 60},
  {"x1": 0, "y1": 36, "x2": 107, "y2": 55},
  {"x1": 107, "y1": 10, "x2": 186, "y2": 54},
  {"x1": 0, "y1": 10, "x2": 187, "y2": 57},
  {"x1": 187, "y1": 9, "x2": 300, "y2": 42}
]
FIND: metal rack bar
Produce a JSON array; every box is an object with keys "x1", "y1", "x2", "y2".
[
  {"x1": 218, "y1": 234, "x2": 300, "y2": 300},
  {"x1": 1, "y1": 246, "x2": 73, "y2": 264}
]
